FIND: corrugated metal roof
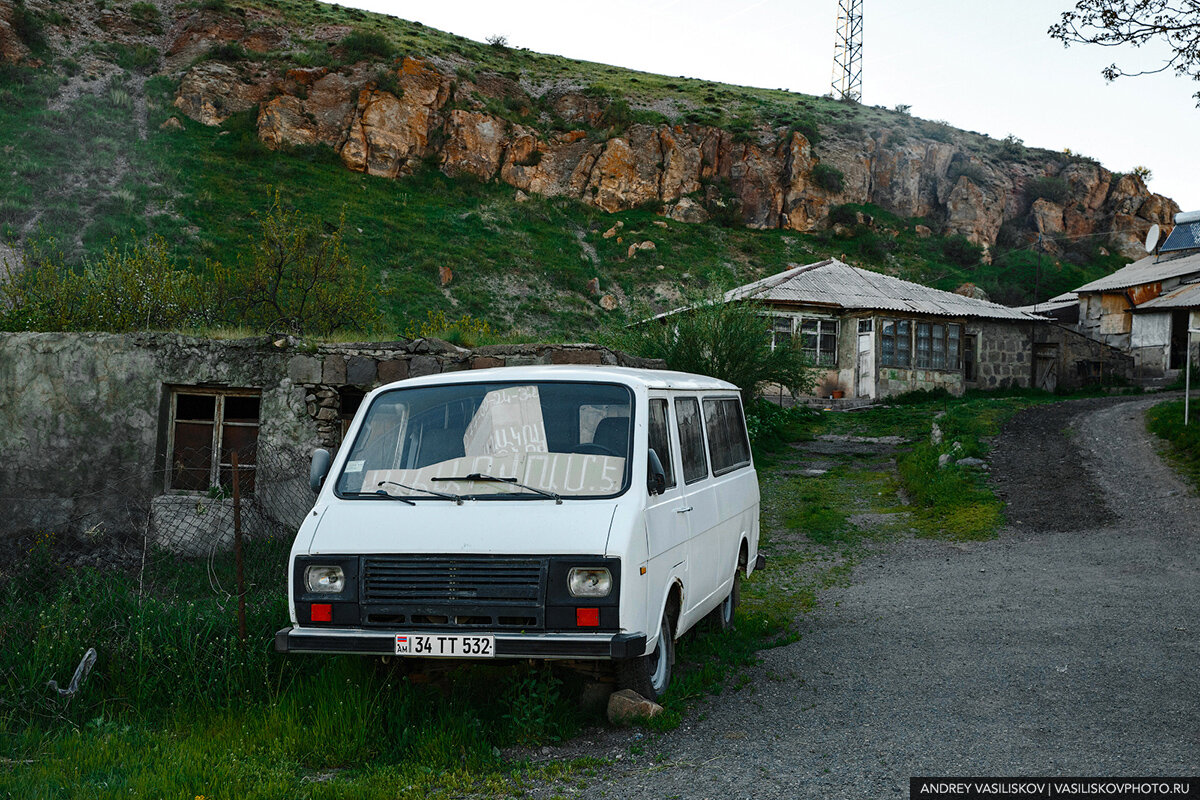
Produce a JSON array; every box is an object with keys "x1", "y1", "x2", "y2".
[
  {"x1": 1074, "y1": 249, "x2": 1200, "y2": 293},
  {"x1": 723, "y1": 259, "x2": 1046, "y2": 321},
  {"x1": 1014, "y1": 291, "x2": 1077, "y2": 315},
  {"x1": 1133, "y1": 280, "x2": 1200, "y2": 311}
]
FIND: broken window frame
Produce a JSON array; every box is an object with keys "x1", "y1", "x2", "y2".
[{"x1": 166, "y1": 387, "x2": 261, "y2": 494}]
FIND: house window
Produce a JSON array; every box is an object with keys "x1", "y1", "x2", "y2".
[
  {"x1": 169, "y1": 389, "x2": 260, "y2": 493},
  {"x1": 880, "y1": 319, "x2": 911, "y2": 367},
  {"x1": 915, "y1": 322, "x2": 962, "y2": 370},
  {"x1": 770, "y1": 316, "x2": 794, "y2": 351},
  {"x1": 799, "y1": 319, "x2": 838, "y2": 366}
]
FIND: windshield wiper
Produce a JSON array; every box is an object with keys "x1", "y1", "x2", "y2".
[
  {"x1": 345, "y1": 490, "x2": 416, "y2": 506},
  {"x1": 377, "y1": 479, "x2": 463, "y2": 505},
  {"x1": 432, "y1": 473, "x2": 562, "y2": 504}
]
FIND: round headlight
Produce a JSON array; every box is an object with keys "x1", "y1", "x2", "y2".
[
  {"x1": 305, "y1": 565, "x2": 345, "y2": 593},
  {"x1": 568, "y1": 567, "x2": 612, "y2": 598}
]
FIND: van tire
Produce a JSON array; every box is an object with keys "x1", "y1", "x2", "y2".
[
  {"x1": 617, "y1": 606, "x2": 674, "y2": 701},
  {"x1": 705, "y1": 567, "x2": 741, "y2": 632}
]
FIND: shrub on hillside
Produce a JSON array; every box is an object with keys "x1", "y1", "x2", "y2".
[
  {"x1": 218, "y1": 190, "x2": 385, "y2": 336},
  {"x1": 812, "y1": 163, "x2": 844, "y2": 193},
  {"x1": 0, "y1": 235, "x2": 215, "y2": 332},
  {"x1": 606, "y1": 299, "x2": 820, "y2": 402},
  {"x1": 339, "y1": 30, "x2": 394, "y2": 62},
  {"x1": 941, "y1": 234, "x2": 983, "y2": 267},
  {"x1": 1027, "y1": 176, "x2": 1069, "y2": 205}
]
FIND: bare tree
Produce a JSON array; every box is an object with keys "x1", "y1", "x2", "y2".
[{"x1": 1049, "y1": 1, "x2": 1200, "y2": 104}]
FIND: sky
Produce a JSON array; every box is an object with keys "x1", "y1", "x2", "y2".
[{"x1": 341, "y1": 0, "x2": 1199, "y2": 211}]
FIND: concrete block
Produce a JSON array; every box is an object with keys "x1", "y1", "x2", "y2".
[
  {"x1": 409, "y1": 355, "x2": 440, "y2": 377},
  {"x1": 471, "y1": 356, "x2": 504, "y2": 370},
  {"x1": 347, "y1": 356, "x2": 377, "y2": 385},
  {"x1": 322, "y1": 356, "x2": 347, "y2": 385},
  {"x1": 551, "y1": 348, "x2": 603, "y2": 365},
  {"x1": 377, "y1": 358, "x2": 408, "y2": 384},
  {"x1": 287, "y1": 355, "x2": 322, "y2": 384}
]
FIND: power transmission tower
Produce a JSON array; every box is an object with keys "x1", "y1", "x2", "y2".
[{"x1": 831, "y1": 0, "x2": 863, "y2": 101}]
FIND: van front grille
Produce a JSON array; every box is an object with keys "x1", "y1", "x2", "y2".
[{"x1": 363, "y1": 556, "x2": 543, "y2": 603}]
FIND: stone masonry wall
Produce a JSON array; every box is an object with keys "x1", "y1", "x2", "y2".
[
  {"x1": 970, "y1": 321, "x2": 1035, "y2": 390},
  {"x1": 0, "y1": 332, "x2": 661, "y2": 540}
]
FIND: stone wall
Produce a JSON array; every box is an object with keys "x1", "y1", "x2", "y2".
[
  {"x1": 971, "y1": 320, "x2": 1036, "y2": 390},
  {"x1": 1035, "y1": 323, "x2": 1134, "y2": 390},
  {"x1": 0, "y1": 332, "x2": 661, "y2": 541}
]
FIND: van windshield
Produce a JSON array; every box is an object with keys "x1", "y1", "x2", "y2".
[{"x1": 335, "y1": 381, "x2": 633, "y2": 500}]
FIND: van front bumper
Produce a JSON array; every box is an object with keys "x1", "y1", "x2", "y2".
[{"x1": 275, "y1": 627, "x2": 647, "y2": 660}]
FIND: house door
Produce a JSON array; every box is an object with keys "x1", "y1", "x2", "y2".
[
  {"x1": 856, "y1": 319, "x2": 875, "y2": 398},
  {"x1": 1034, "y1": 344, "x2": 1059, "y2": 392},
  {"x1": 1169, "y1": 310, "x2": 1189, "y2": 369}
]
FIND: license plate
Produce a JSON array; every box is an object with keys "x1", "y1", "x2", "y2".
[{"x1": 394, "y1": 633, "x2": 495, "y2": 658}]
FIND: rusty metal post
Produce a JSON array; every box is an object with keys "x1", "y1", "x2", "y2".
[{"x1": 232, "y1": 451, "x2": 247, "y2": 644}]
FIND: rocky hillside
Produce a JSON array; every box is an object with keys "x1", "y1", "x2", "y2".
[{"x1": 0, "y1": 0, "x2": 1182, "y2": 333}]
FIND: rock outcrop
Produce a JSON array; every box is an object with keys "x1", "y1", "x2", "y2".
[{"x1": 168, "y1": 36, "x2": 1179, "y2": 259}]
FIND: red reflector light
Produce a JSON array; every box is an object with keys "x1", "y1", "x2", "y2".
[
  {"x1": 311, "y1": 603, "x2": 332, "y2": 622},
  {"x1": 576, "y1": 607, "x2": 599, "y2": 627}
]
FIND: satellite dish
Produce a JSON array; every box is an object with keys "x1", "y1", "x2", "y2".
[{"x1": 1145, "y1": 224, "x2": 1161, "y2": 253}]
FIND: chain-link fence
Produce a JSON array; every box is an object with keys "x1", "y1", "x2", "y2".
[{"x1": 0, "y1": 444, "x2": 317, "y2": 728}]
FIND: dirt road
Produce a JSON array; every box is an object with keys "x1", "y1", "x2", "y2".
[{"x1": 529, "y1": 396, "x2": 1200, "y2": 798}]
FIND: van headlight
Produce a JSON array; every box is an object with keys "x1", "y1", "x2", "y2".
[
  {"x1": 304, "y1": 565, "x2": 345, "y2": 593},
  {"x1": 567, "y1": 567, "x2": 612, "y2": 598}
]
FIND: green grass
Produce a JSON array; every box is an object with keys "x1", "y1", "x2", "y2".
[{"x1": 1147, "y1": 400, "x2": 1200, "y2": 491}]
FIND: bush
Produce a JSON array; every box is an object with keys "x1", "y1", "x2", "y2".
[
  {"x1": 130, "y1": 1, "x2": 160, "y2": 24},
  {"x1": 0, "y1": 235, "x2": 215, "y2": 332},
  {"x1": 403, "y1": 310, "x2": 493, "y2": 347},
  {"x1": 949, "y1": 161, "x2": 989, "y2": 186},
  {"x1": 10, "y1": 0, "x2": 47, "y2": 53},
  {"x1": 828, "y1": 203, "x2": 858, "y2": 226},
  {"x1": 812, "y1": 163, "x2": 844, "y2": 193},
  {"x1": 339, "y1": 30, "x2": 394, "y2": 62},
  {"x1": 941, "y1": 234, "x2": 983, "y2": 267},
  {"x1": 994, "y1": 133, "x2": 1025, "y2": 159},
  {"x1": 203, "y1": 42, "x2": 247, "y2": 63},
  {"x1": 606, "y1": 299, "x2": 820, "y2": 402},
  {"x1": 1027, "y1": 176, "x2": 1069, "y2": 205},
  {"x1": 217, "y1": 190, "x2": 385, "y2": 336}
]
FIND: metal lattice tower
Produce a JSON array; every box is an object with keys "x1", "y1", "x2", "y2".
[{"x1": 831, "y1": 0, "x2": 863, "y2": 101}]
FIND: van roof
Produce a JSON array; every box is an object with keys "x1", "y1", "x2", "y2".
[{"x1": 377, "y1": 365, "x2": 741, "y2": 393}]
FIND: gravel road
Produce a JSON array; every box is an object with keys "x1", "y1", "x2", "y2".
[{"x1": 526, "y1": 395, "x2": 1200, "y2": 798}]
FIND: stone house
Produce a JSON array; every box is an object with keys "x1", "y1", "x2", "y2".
[
  {"x1": 1072, "y1": 216, "x2": 1200, "y2": 380},
  {"x1": 709, "y1": 259, "x2": 1130, "y2": 400},
  {"x1": 0, "y1": 332, "x2": 657, "y2": 549}
]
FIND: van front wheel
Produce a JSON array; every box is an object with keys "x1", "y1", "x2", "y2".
[{"x1": 617, "y1": 607, "x2": 674, "y2": 701}]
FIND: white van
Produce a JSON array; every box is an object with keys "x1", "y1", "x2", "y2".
[{"x1": 275, "y1": 366, "x2": 764, "y2": 698}]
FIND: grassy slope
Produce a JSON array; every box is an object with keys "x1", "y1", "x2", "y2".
[{"x1": 0, "y1": 1, "x2": 1126, "y2": 337}]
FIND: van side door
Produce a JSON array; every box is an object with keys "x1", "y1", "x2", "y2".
[
  {"x1": 672, "y1": 395, "x2": 712, "y2": 622},
  {"x1": 643, "y1": 396, "x2": 689, "y2": 616}
]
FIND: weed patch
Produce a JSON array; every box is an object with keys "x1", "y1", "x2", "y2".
[{"x1": 1147, "y1": 400, "x2": 1200, "y2": 491}]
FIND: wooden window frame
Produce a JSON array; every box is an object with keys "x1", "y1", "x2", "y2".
[{"x1": 166, "y1": 387, "x2": 261, "y2": 494}]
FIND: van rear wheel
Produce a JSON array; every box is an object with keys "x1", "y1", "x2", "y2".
[
  {"x1": 617, "y1": 606, "x2": 674, "y2": 701},
  {"x1": 705, "y1": 567, "x2": 741, "y2": 632}
]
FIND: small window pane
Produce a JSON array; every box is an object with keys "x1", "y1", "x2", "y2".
[
  {"x1": 172, "y1": 421, "x2": 213, "y2": 491},
  {"x1": 648, "y1": 399, "x2": 676, "y2": 489},
  {"x1": 176, "y1": 394, "x2": 215, "y2": 421},
  {"x1": 224, "y1": 396, "x2": 260, "y2": 423},
  {"x1": 675, "y1": 397, "x2": 708, "y2": 484}
]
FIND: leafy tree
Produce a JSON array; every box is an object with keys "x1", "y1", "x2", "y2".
[
  {"x1": 1049, "y1": 1, "x2": 1200, "y2": 104},
  {"x1": 220, "y1": 191, "x2": 384, "y2": 336},
  {"x1": 606, "y1": 298, "x2": 820, "y2": 402}
]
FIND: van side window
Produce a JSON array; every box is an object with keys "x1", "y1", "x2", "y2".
[
  {"x1": 675, "y1": 397, "x2": 709, "y2": 484},
  {"x1": 648, "y1": 399, "x2": 676, "y2": 489},
  {"x1": 703, "y1": 397, "x2": 751, "y2": 475}
]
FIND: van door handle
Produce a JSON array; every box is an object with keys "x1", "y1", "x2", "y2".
[{"x1": 676, "y1": 506, "x2": 693, "y2": 513}]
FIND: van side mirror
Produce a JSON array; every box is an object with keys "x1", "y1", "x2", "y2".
[
  {"x1": 310, "y1": 448, "x2": 332, "y2": 494},
  {"x1": 647, "y1": 449, "x2": 667, "y2": 496}
]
